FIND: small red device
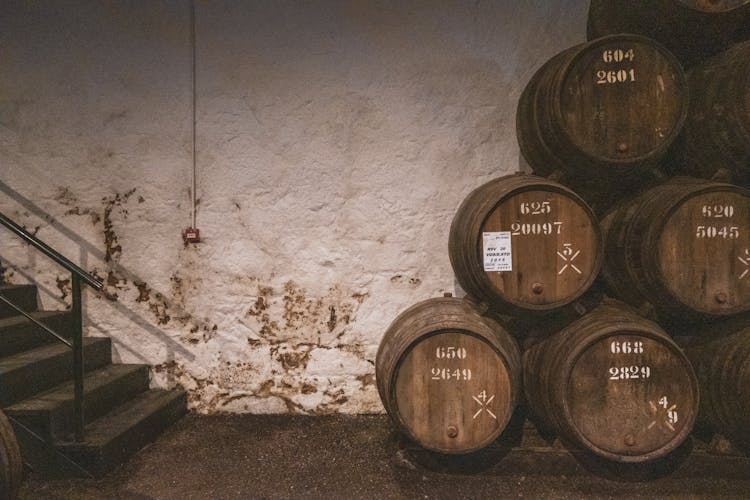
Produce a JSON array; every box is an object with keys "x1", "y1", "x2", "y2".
[{"x1": 183, "y1": 227, "x2": 201, "y2": 243}]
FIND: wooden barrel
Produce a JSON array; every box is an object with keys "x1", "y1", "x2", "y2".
[
  {"x1": 685, "y1": 323, "x2": 750, "y2": 448},
  {"x1": 587, "y1": 0, "x2": 750, "y2": 67},
  {"x1": 517, "y1": 34, "x2": 687, "y2": 188},
  {"x1": 523, "y1": 302, "x2": 699, "y2": 462},
  {"x1": 376, "y1": 297, "x2": 521, "y2": 454},
  {"x1": 601, "y1": 177, "x2": 750, "y2": 319},
  {"x1": 676, "y1": 41, "x2": 750, "y2": 183},
  {"x1": 449, "y1": 174, "x2": 602, "y2": 315},
  {"x1": 0, "y1": 410, "x2": 22, "y2": 500}
]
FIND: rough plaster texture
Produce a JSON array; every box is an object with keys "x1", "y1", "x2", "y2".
[{"x1": 0, "y1": 1, "x2": 587, "y2": 414}]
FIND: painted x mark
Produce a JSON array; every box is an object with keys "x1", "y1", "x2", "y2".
[{"x1": 557, "y1": 244, "x2": 581, "y2": 275}]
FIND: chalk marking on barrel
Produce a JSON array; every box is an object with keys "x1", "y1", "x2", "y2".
[
  {"x1": 739, "y1": 250, "x2": 749, "y2": 279},
  {"x1": 651, "y1": 397, "x2": 679, "y2": 432},
  {"x1": 647, "y1": 402, "x2": 659, "y2": 430},
  {"x1": 557, "y1": 244, "x2": 582, "y2": 275},
  {"x1": 472, "y1": 391, "x2": 497, "y2": 420}
]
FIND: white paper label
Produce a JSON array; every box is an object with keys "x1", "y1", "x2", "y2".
[{"x1": 483, "y1": 232, "x2": 512, "y2": 272}]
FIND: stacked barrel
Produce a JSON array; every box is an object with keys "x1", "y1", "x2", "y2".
[
  {"x1": 377, "y1": 1, "x2": 750, "y2": 466},
  {"x1": 376, "y1": 297, "x2": 520, "y2": 454}
]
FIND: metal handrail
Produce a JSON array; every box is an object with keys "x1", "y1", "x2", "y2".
[
  {"x1": 0, "y1": 211, "x2": 103, "y2": 290},
  {"x1": 0, "y1": 210, "x2": 103, "y2": 442},
  {"x1": 0, "y1": 295, "x2": 71, "y2": 347}
]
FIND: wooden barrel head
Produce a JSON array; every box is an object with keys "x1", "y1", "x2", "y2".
[
  {"x1": 480, "y1": 188, "x2": 599, "y2": 308},
  {"x1": 657, "y1": 190, "x2": 750, "y2": 315},
  {"x1": 567, "y1": 333, "x2": 697, "y2": 461},
  {"x1": 557, "y1": 36, "x2": 686, "y2": 162},
  {"x1": 394, "y1": 332, "x2": 512, "y2": 454},
  {"x1": 679, "y1": 0, "x2": 749, "y2": 11}
]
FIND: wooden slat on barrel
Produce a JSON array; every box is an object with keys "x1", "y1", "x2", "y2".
[
  {"x1": 376, "y1": 297, "x2": 520, "y2": 454},
  {"x1": 587, "y1": 0, "x2": 750, "y2": 67},
  {"x1": 449, "y1": 174, "x2": 601, "y2": 315},
  {"x1": 601, "y1": 177, "x2": 750, "y2": 320},
  {"x1": 523, "y1": 301, "x2": 699, "y2": 463}
]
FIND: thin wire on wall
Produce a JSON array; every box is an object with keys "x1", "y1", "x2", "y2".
[{"x1": 190, "y1": 0, "x2": 197, "y2": 229}]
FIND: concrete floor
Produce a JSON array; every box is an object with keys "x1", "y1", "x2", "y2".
[{"x1": 18, "y1": 414, "x2": 750, "y2": 499}]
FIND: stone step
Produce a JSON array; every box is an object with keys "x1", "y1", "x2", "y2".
[
  {"x1": 0, "y1": 284, "x2": 38, "y2": 319},
  {"x1": 0, "y1": 337, "x2": 112, "y2": 407},
  {"x1": 0, "y1": 311, "x2": 72, "y2": 357},
  {"x1": 5, "y1": 364, "x2": 150, "y2": 441},
  {"x1": 57, "y1": 389, "x2": 187, "y2": 477}
]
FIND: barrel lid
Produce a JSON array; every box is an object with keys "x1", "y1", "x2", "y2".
[
  {"x1": 654, "y1": 185, "x2": 750, "y2": 316},
  {"x1": 553, "y1": 34, "x2": 687, "y2": 166},
  {"x1": 563, "y1": 331, "x2": 698, "y2": 462},
  {"x1": 477, "y1": 184, "x2": 601, "y2": 311},
  {"x1": 393, "y1": 331, "x2": 513, "y2": 454}
]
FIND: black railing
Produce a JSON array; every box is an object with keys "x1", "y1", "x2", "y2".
[{"x1": 0, "y1": 211, "x2": 103, "y2": 442}]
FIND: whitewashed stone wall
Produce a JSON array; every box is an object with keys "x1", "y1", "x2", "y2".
[{"x1": 0, "y1": 1, "x2": 586, "y2": 413}]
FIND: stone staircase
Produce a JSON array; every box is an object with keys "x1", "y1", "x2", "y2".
[{"x1": 0, "y1": 283, "x2": 186, "y2": 477}]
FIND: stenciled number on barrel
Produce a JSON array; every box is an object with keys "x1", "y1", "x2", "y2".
[
  {"x1": 597, "y1": 69, "x2": 636, "y2": 84},
  {"x1": 702, "y1": 205, "x2": 735, "y2": 218},
  {"x1": 597, "y1": 47, "x2": 636, "y2": 84},
  {"x1": 431, "y1": 346, "x2": 471, "y2": 381},
  {"x1": 602, "y1": 48, "x2": 635, "y2": 63},
  {"x1": 431, "y1": 367, "x2": 472, "y2": 381},
  {"x1": 512, "y1": 198, "x2": 563, "y2": 236},
  {"x1": 520, "y1": 201, "x2": 552, "y2": 215},
  {"x1": 697, "y1": 202, "x2": 740, "y2": 239},
  {"x1": 435, "y1": 346, "x2": 467, "y2": 359},
  {"x1": 609, "y1": 335, "x2": 651, "y2": 380},
  {"x1": 610, "y1": 340, "x2": 644, "y2": 354},
  {"x1": 695, "y1": 225, "x2": 740, "y2": 239},
  {"x1": 511, "y1": 221, "x2": 563, "y2": 236},
  {"x1": 609, "y1": 365, "x2": 652, "y2": 380}
]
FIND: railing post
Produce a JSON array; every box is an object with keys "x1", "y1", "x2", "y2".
[{"x1": 71, "y1": 273, "x2": 84, "y2": 442}]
